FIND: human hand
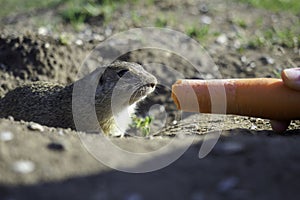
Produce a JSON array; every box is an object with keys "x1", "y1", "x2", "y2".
[{"x1": 270, "y1": 68, "x2": 300, "y2": 133}]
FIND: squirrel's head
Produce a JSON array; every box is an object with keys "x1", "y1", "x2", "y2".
[
  {"x1": 94, "y1": 61, "x2": 157, "y2": 109},
  {"x1": 72, "y1": 61, "x2": 157, "y2": 135}
]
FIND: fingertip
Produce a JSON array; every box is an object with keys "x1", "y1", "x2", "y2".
[
  {"x1": 281, "y1": 68, "x2": 300, "y2": 90},
  {"x1": 270, "y1": 120, "x2": 290, "y2": 133}
]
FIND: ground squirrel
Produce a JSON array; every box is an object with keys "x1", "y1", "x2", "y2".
[{"x1": 0, "y1": 61, "x2": 157, "y2": 136}]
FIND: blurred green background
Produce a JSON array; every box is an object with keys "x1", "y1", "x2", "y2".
[
  {"x1": 0, "y1": 0, "x2": 299, "y2": 19},
  {"x1": 1, "y1": 0, "x2": 298, "y2": 49}
]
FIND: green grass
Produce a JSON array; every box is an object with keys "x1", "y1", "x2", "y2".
[
  {"x1": 185, "y1": 25, "x2": 210, "y2": 42},
  {"x1": 131, "y1": 115, "x2": 153, "y2": 136},
  {"x1": 0, "y1": 0, "x2": 135, "y2": 28},
  {"x1": 130, "y1": 11, "x2": 147, "y2": 26},
  {"x1": 237, "y1": 0, "x2": 300, "y2": 50},
  {"x1": 232, "y1": 18, "x2": 247, "y2": 29},
  {"x1": 0, "y1": 0, "x2": 64, "y2": 18},
  {"x1": 237, "y1": 0, "x2": 300, "y2": 14},
  {"x1": 247, "y1": 27, "x2": 300, "y2": 49},
  {"x1": 155, "y1": 16, "x2": 168, "y2": 27},
  {"x1": 60, "y1": 0, "x2": 135, "y2": 29}
]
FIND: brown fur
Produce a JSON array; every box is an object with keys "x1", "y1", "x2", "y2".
[{"x1": 0, "y1": 62, "x2": 157, "y2": 135}]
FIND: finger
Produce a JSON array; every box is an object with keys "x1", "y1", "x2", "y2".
[
  {"x1": 281, "y1": 68, "x2": 300, "y2": 90},
  {"x1": 270, "y1": 120, "x2": 290, "y2": 133},
  {"x1": 172, "y1": 78, "x2": 300, "y2": 120}
]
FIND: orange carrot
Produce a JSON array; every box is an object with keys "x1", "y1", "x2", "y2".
[{"x1": 172, "y1": 78, "x2": 300, "y2": 120}]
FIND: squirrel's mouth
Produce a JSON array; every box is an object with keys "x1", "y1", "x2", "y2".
[{"x1": 129, "y1": 83, "x2": 156, "y2": 104}]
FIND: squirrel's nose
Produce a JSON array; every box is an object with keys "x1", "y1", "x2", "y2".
[
  {"x1": 145, "y1": 83, "x2": 156, "y2": 88},
  {"x1": 150, "y1": 83, "x2": 156, "y2": 88}
]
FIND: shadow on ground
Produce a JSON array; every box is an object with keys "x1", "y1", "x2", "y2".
[{"x1": 1, "y1": 129, "x2": 300, "y2": 200}]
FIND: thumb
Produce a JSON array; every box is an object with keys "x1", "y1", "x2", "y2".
[{"x1": 281, "y1": 68, "x2": 300, "y2": 90}]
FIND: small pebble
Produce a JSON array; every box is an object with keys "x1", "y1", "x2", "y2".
[
  {"x1": 201, "y1": 15, "x2": 212, "y2": 25},
  {"x1": 250, "y1": 124, "x2": 257, "y2": 130},
  {"x1": 44, "y1": 43, "x2": 50, "y2": 49},
  {"x1": 0, "y1": 131, "x2": 14, "y2": 141},
  {"x1": 148, "y1": 135, "x2": 154, "y2": 140},
  {"x1": 249, "y1": 62, "x2": 256, "y2": 68},
  {"x1": 233, "y1": 40, "x2": 241, "y2": 49},
  {"x1": 216, "y1": 34, "x2": 228, "y2": 45},
  {"x1": 277, "y1": 46, "x2": 285, "y2": 54},
  {"x1": 38, "y1": 26, "x2": 49, "y2": 35},
  {"x1": 199, "y1": 4, "x2": 209, "y2": 13},
  {"x1": 217, "y1": 176, "x2": 239, "y2": 192},
  {"x1": 93, "y1": 34, "x2": 105, "y2": 41},
  {"x1": 249, "y1": 117, "x2": 256, "y2": 123},
  {"x1": 47, "y1": 142, "x2": 65, "y2": 151},
  {"x1": 266, "y1": 57, "x2": 274, "y2": 64},
  {"x1": 158, "y1": 105, "x2": 165, "y2": 112},
  {"x1": 105, "y1": 27, "x2": 112, "y2": 36},
  {"x1": 255, "y1": 118, "x2": 264, "y2": 124},
  {"x1": 28, "y1": 122, "x2": 44, "y2": 132},
  {"x1": 204, "y1": 73, "x2": 214, "y2": 79},
  {"x1": 57, "y1": 129, "x2": 64, "y2": 136},
  {"x1": 227, "y1": 31, "x2": 236, "y2": 38},
  {"x1": 260, "y1": 56, "x2": 274, "y2": 65},
  {"x1": 49, "y1": 127, "x2": 56, "y2": 132},
  {"x1": 75, "y1": 39, "x2": 83, "y2": 46},
  {"x1": 8, "y1": 116, "x2": 14, "y2": 121},
  {"x1": 83, "y1": 29, "x2": 92, "y2": 36},
  {"x1": 240, "y1": 56, "x2": 247, "y2": 63},
  {"x1": 246, "y1": 63, "x2": 255, "y2": 72},
  {"x1": 12, "y1": 160, "x2": 35, "y2": 174}
]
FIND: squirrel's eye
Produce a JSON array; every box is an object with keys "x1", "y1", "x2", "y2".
[{"x1": 117, "y1": 69, "x2": 129, "y2": 77}]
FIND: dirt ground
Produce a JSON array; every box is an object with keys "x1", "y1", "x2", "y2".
[{"x1": 0, "y1": 0, "x2": 300, "y2": 199}]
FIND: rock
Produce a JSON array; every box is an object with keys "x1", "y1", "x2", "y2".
[
  {"x1": 28, "y1": 122, "x2": 45, "y2": 132},
  {"x1": 255, "y1": 118, "x2": 264, "y2": 124},
  {"x1": 93, "y1": 34, "x2": 105, "y2": 41},
  {"x1": 240, "y1": 56, "x2": 247, "y2": 63},
  {"x1": 233, "y1": 40, "x2": 241, "y2": 49},
  {"x1": 260, "y1": 56, "x2": 274, "y2": 65},
  {"x1": 227, "y1": 32, "x2": 238, "y2": 39},
  {"x1": 44, "y1": 42, "x2": 50, "y2": 49},
  {"x1": 75, "y1": 39, "x2": 83, "y2": 46},
  {"x1": 105, "y1": 27, "x2": 112, "y2": 36},
  {"x1": 246, "y1": 62, "x2": 256, "y2": 72},
  {"x1": 12, "y1": 160, "x2": 35, "y2": 174},
  {"x1": 57, "y1": 129, "x2": 64, "y2": 136},
  {"x1": 250, "y1": 124, "x2": 257, "y2": 130},
  {"x1": 8, "y1": 116, "x2": 14, "y2": 121},
  {"x1": 172, "y1": 120, "x2": 178, "y2": 125},
  {"x1": 249, "y1": 62, "x2": 256, "y2": 68},
  {"x1": 216, "y1": 34, "x2": 228, "y2": 45},
  {"x1": 199, "y1": 4, "x2": 209, "y2": 13},
  {"x1": 38, "y1": 26, "x2": 50, "y2": 36},
  {"x1": 0, "y1": 131, "x2": 14, "y2": 141},
  {"x1": 47, "y1": 142, "x2": 65, "y2": 151},
  {"x1": 201, "y1": 15, "x2": 212, "y2": 25}
]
